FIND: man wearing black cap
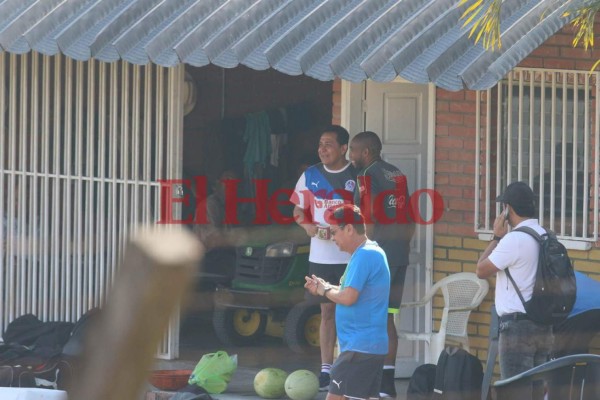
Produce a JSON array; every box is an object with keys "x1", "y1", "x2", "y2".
[{"x1": 476, "y1": 181, "x2": 553, "y2": 399}]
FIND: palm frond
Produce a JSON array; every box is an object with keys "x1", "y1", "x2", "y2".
[
  {"x1": 459, "y1": 0, "x2": 503, "y2": 51},
  {"x1": 563, "y1": 0, "x2": 600, "y2": 50}
]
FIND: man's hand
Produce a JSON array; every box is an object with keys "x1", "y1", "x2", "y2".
[
  {"x1": 305, "y1": 275, "x2": 328, "y2": 296},
  {"x1": 492, "y1": 210, "x2": 508, "y2": 239},
  {"x1": 302, "y1": 223, "x2": 318, "y2": 238},
  {"x1": 293, "y1": 206, "x2": 317, "y2": 238}
]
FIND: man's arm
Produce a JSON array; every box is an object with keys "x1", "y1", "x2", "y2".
[
  {"x1": 293, "y1": 206, "x2": 317, "y2": 238},
  {"x1": 305, "y1": 275, "x2": 359, "y2": 306},
  {"x1": 477, "y1": 241, "x2": 501, "y2": 279},
  {"x1": 476, "y1": 212, "x2": 508, "y2": 279}
]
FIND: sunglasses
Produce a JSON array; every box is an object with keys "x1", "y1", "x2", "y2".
[{"x1": 329, "y1": 225, "x2": 345, "y2": 237}]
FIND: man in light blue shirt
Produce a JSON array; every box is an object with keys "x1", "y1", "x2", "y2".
[{"x1": 305, "y1": 204, "x2": 390, "y2": 400}]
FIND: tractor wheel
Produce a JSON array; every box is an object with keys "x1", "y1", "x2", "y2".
[
  {"x1": 284, "y1": 302, "x2": 321, "y2": 354},
  {"x1": 212, "y1": 307, "x2": 267, "y2": 345}
]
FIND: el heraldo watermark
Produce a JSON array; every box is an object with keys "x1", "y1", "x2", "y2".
[{"x1": 157, "y1": 176, "x2": 444, "y2": 226}]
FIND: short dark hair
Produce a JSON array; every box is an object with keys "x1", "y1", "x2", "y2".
[
  {"x1": 323, "y1": 125, "x2": 350, "y2": 146},
  {"x1": 328, "y1": 204, "x2": 365, "y2": 234},
  {"x1": 496, "y1": 181, "x2": 536, "y2": 218},
  {"x1": 353, "y1": 131, "x2": 382, "y2": 155},
  {"x1": 510, "y1": 202, "x2": 536, "y2": 218}
]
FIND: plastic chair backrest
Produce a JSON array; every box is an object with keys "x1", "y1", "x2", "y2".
[
  {"x1": 437, "y1": 272, "x2": 489, "y2": 337},
  {"x1": 493, "y1": 354, "x2": 600, "y2": 400}
]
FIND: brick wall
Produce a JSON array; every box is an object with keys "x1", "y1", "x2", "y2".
[
  {"x1": 434, "y1": 25, "x2": 600, "y2": 362},
  {"x1": 331, "y1": 24, "x2": 600, "y2": 370}
]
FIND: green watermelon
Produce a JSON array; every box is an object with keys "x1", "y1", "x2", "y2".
[
  {"x1": 284, "y1": 369, "x2": 319, "y2": 400},
  {"x1": 253, "y1": 367, "x2": 288, "y2": 398}
]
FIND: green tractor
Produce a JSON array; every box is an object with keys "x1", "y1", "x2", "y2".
[{"x1": 212, "y1": 226, "x2": 321, "y2": 353}]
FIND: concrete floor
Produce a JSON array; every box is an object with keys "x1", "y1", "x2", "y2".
[{"x1": 150, "y1": 310, "x2": 409, "y2": 399}]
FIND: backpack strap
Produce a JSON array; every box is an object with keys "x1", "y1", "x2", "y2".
[
  {"x1": 505, "y1": 269, "x2": 526, "y2": 309},
  {"x1": 504, "y1": 226, "x2": 546, "y2": 311},
  {"x1": 514, "y1": 226, "x2": 544, "y2": 243}
]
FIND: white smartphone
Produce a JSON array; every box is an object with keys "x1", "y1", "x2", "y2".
[{"x1": 503, "y1": 206, "x2": 509, "y2": 220}]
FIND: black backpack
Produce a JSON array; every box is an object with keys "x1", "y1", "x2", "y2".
[
  {"x1": 506, "y1": 226, "x2": 576, "y2": 325},
  {"x1": 431, "y1": 347, "x2": 483, "y2": 400},
  {"x1": 407, "y1": 363, "x2": 436, "y2": 400}
]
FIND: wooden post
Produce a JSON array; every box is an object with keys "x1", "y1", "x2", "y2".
[{"x1": 69, "y1": 227, "x2": 203, "y2": 400}]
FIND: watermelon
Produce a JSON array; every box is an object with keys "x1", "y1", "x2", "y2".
[
  {"x1": 284, "y1": 369, "x2": 319, "y2": 400},
  {"x1": 253, "y1": 367, "x2": 288, "y2": 398}
]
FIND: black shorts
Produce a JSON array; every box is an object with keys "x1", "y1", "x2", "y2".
[
  {"x1": 388, "y1": 265, "x2": 408, "y2": 313},
  {"x1": 329, "y1": 351, "x2": 385, "y2": 399},
  {"x1": 306, "y1": 262, "x2": 346, "y2": 304}
]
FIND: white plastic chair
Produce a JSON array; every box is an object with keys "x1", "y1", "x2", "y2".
[{"x1": 398, "y1": 272, "x2": 489, "y2": 364}]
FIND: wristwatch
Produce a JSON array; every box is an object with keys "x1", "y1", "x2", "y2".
[
  {"x1": 492, "y1": 235, "x2": 503, "y2": 242},
  {"x1": 320, "y1": 283, "x2": 333, "y2": 296}
]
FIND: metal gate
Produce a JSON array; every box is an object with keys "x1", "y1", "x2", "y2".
[
  {"x1": 0, "y1": 52, "x2": 184, "y2": 358},
  {"x1": 475, "y1": 67, "x2": 599, "y2": 249}
]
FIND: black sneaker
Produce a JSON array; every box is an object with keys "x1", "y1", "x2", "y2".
[
  {"x1": 318, "y1": 372, "x2": 330, "y2": 392},
  {"x1": 379, "y1": 369, "x2": 397, "y2": 398}
]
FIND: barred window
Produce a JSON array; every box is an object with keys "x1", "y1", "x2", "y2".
[{"x1": 475, "y1": 68, "x2": 599, "y2": 248}]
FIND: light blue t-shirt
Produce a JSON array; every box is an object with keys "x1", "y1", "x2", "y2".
[{"x1": 336, "y1": 240, "x2": 390, "y2": 355}]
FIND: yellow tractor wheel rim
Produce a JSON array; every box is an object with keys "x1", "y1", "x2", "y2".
[
  {"x1": 233, "y1": 309, "x2": 262, "y2": 337},
  {"x1": 304, "y1": 314, "x2": 321, "y2": 347}
]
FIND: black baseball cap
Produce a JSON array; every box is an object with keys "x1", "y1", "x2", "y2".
[{"x1": 496, "y1": 181, "x2": 535, "y2": 206}]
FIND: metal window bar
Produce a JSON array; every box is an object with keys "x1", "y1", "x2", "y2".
[
  {"x1": 0, "y1": 52, "x2": 183, "y2": 359},
  {"x1": 475, "y1": 67, "x2": 599, "y2": 244}
]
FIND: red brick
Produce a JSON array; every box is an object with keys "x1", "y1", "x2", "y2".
[
  {"x1": 449, "y1": 101, "x2": 477, "y2": 113},
  {"x1": 435, "y1": 150, "x2": 449, "y2": 161},
  {"x1": 434, "y1": 222, "x2": 449, "y2": 234},
  {"x1": 449, "y1": 174, "x2": 473, "y2": 186},
  {"x1": 332, "y1": 92, "x2": 341, "y2": 105},
  {"x1": 464, "y1": 163, "x2": 477, "y2": 174},
  {"x1": 436, "y1": 161, "x2": 463, "y2": 173},
  {"x1": 463, "y1": 212, "x2": 475, "y2": 224},
  {"x1": 531, "y1": 46, "x2": 560, "y2": 58},
  {"x1": 560, "y1": 46, "x2": 598, "y2": 60},
  {"x1": 448, "y1": 198, "x2": 474, "y2": 211},
  {"x1": 437, "y1": 101, "x2": 450, "y2": 112},
  {"x1": 441, "y1": 210, "x2": 466, "y2": 223},
  {"x1": 437, "y1": 185, "x2": 464, "y2": 198},
  {"x1": 518, "y1": 58, "x2": 544, "y2": 68},
  {"x1": 437, "y1": 89, "x2": 466, "y2": 101},
  {"x1": 576, "y1": 60, "x2": 599, "y2": 71},
  {"x1": 464, "y1": 140, "x2": 478, "y2": 150},
  {"x1": 437, "y1": 136, "x2": 464, "y2": 149},
  {"x1": 435, "y1": 174, "x2": 449, "y2": 185},
  {"x1": 448, "y1": 150, "x2": 475, "y2": 162},
  {"x1": 465, "y1": 91, "x2": 478, "y2": 101},
  {"x1": 464, "y1": 114, "x2": 478, "y2": 127},
  {"x1": 446, "y1": 125, "x2": 473, "y2": 138},
  {"x1": 463, "y1": 187, "x2": 475, "y2": 199},
  {"x1": 437, "y1": 125, "x2": 449, "y2": 136},
  {"x1": 543, "y1": 58, "x2": 576, "y2": 70},
  {"x1": 545, "y1": 31, "x2": 578, "y2": 47},
  {"x1": 445, "y1": 224, "x2": 477, "y2": 237},
  {"x1": 437, "y1": 112, "x2": 464, "y2": 125}
]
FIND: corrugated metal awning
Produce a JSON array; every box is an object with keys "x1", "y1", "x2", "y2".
[{"x1": 0, "y1": 0, "x2": 578, "y2": 91}]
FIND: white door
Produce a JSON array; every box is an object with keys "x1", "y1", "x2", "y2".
[{"x1": 349, "y1": 81, "x2": 434, "y2": 377}]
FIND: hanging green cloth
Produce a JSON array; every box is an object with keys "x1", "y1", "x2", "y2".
[{"x1": 243, "y1": 111, "x2": 271, "y2": 179}]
